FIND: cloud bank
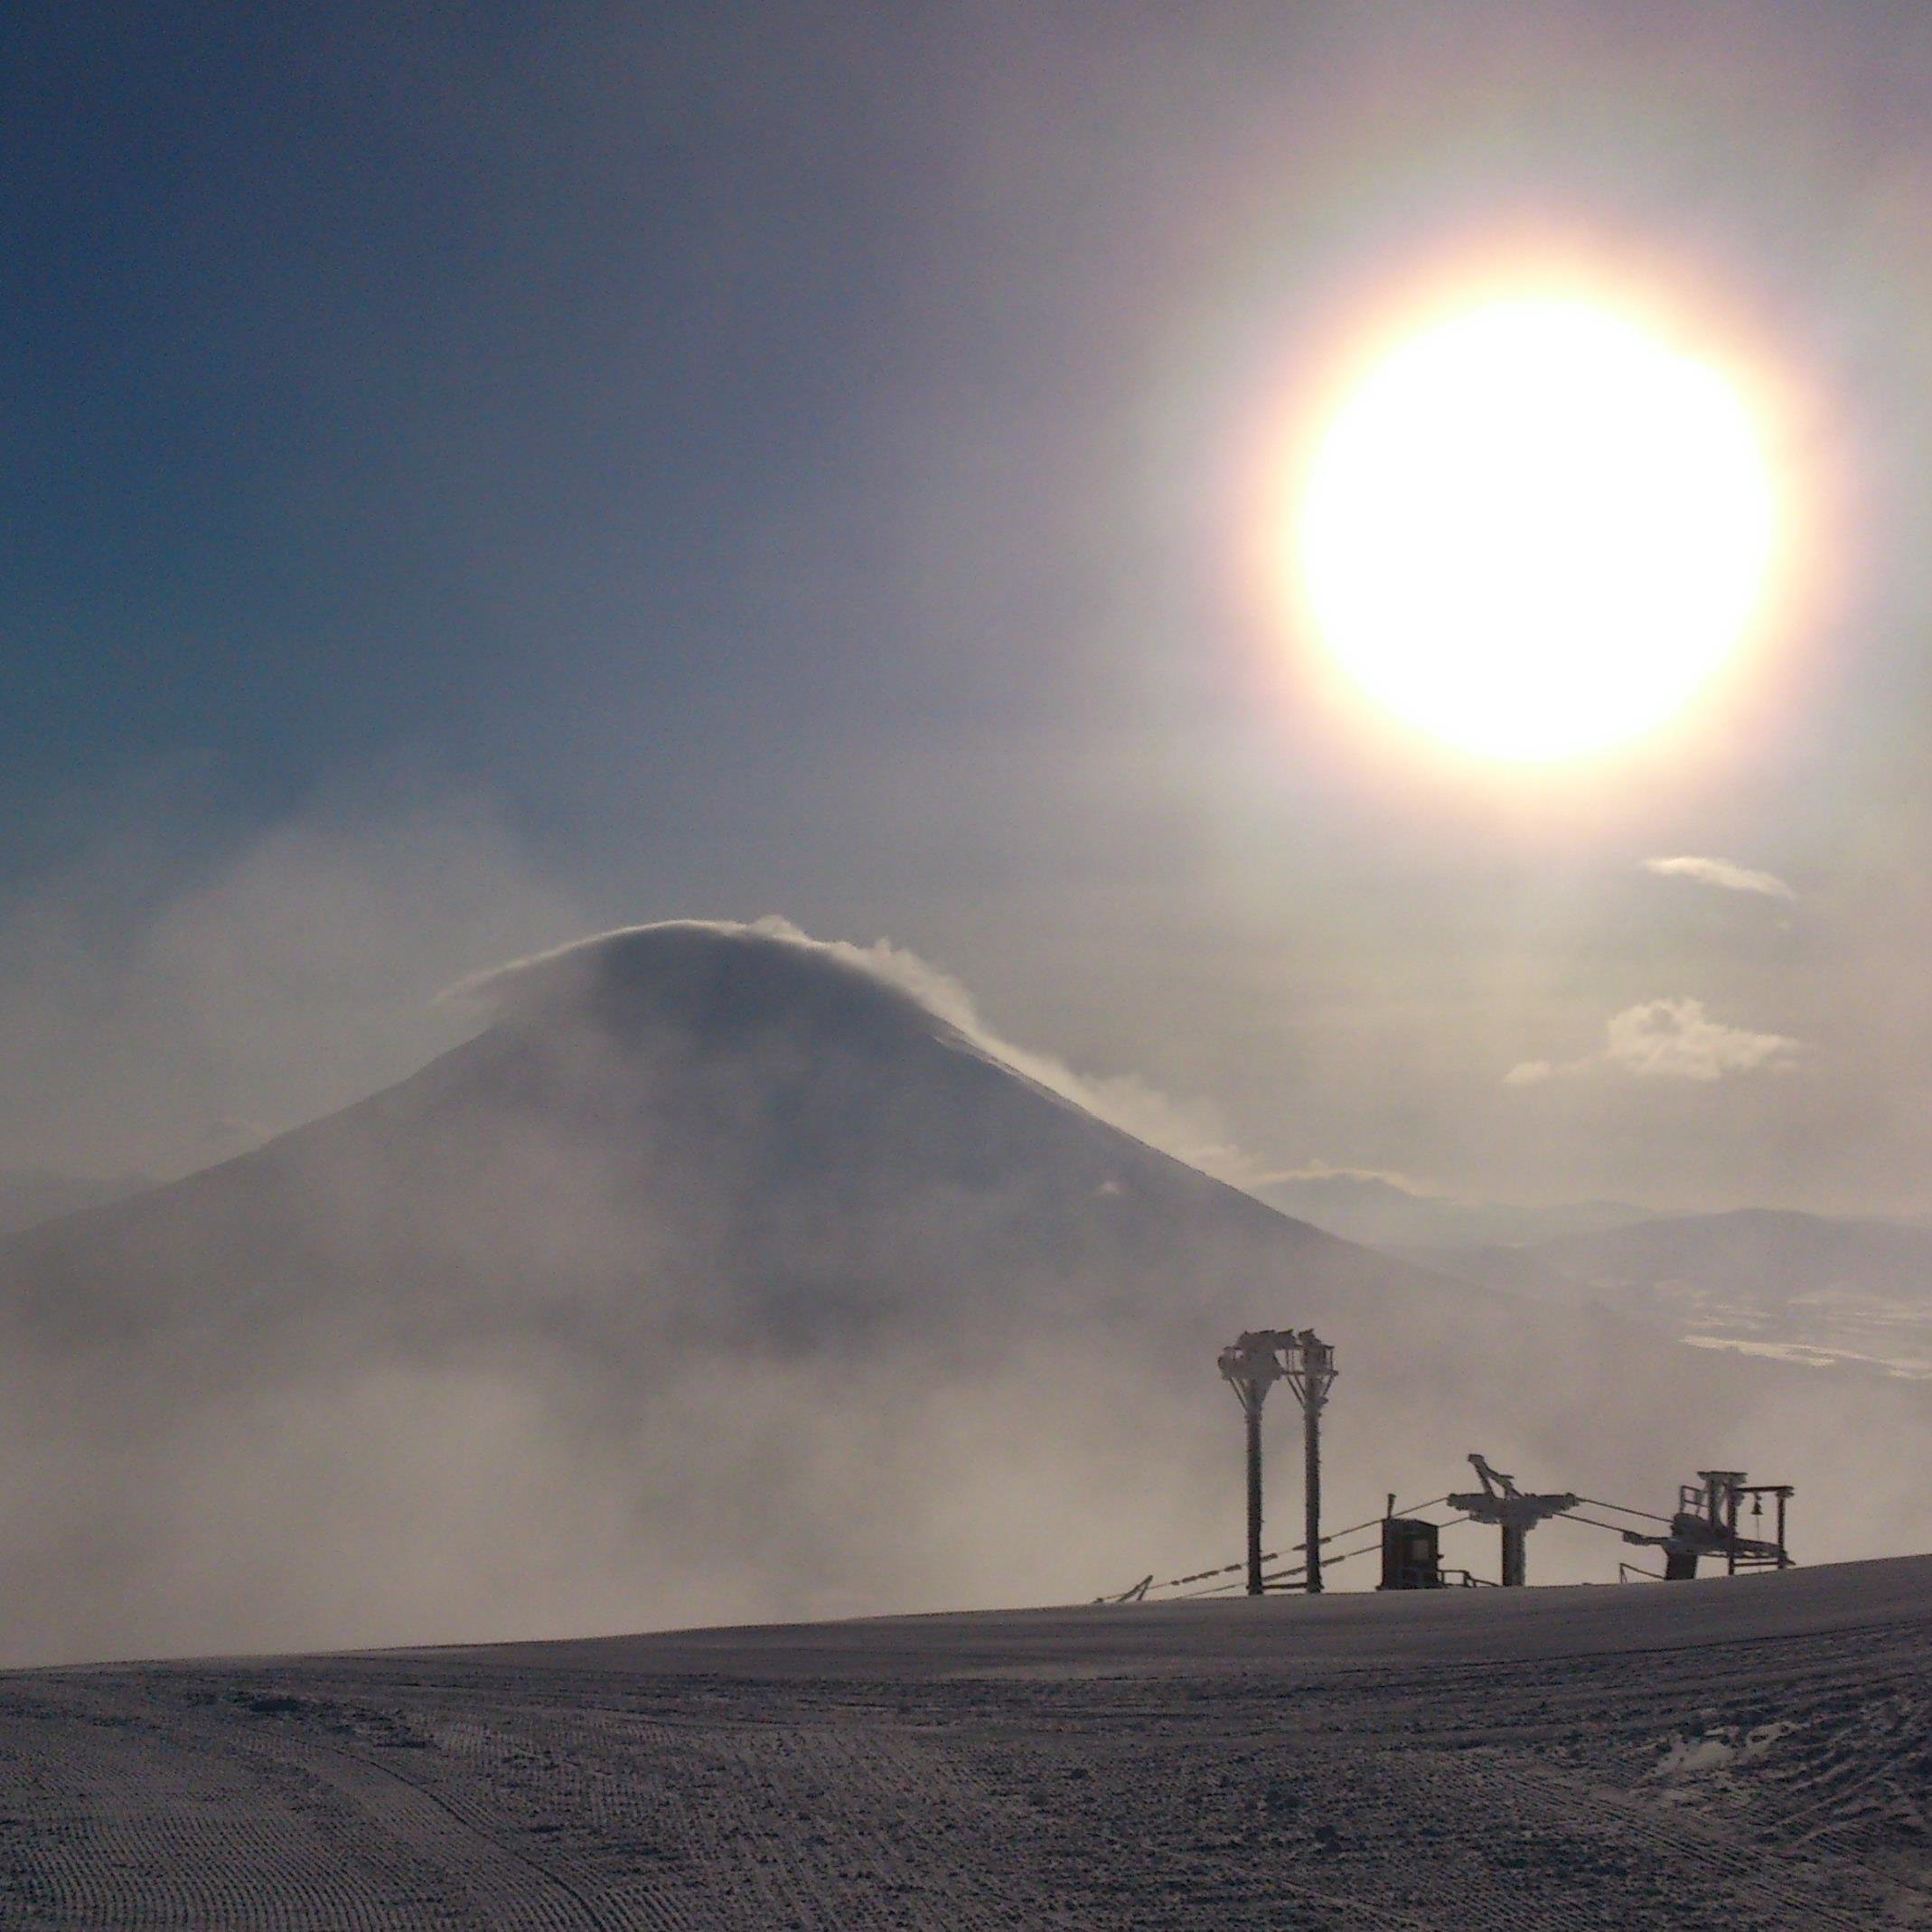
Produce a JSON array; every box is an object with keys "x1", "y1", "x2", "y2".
[
  {"x1": 1642, "y1": 856, "x2": 1797, "y2": 902},
  {"x1": 1507, "y1": 997, "x2": 1803, "y2": 1086}
]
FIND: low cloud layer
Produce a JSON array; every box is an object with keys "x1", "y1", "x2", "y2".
[
  {"x1": 1642, "y1": 856, "x2": 1797, "y2": 903},
  {"x1": 1507, "y1": 998, "x2": 1803, "y2": 1086},
  {"x1": 0, "y1": 790, "x2": 584, "y2": 1182}
]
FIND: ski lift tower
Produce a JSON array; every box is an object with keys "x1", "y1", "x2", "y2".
[
  {"x1": 1217, "y1": 1329, "x2": 1339, "y2": 1595},
  {"x1": 1288, "y1": 1330, "x2": 1338, "y2": 1592},
  {"x1": 1448, "y1": 1453, "x2": 1578, "y2": 1588},
  {"x1": 1218, "y1": 1334, "x2": 1281, "y2": 1598}
]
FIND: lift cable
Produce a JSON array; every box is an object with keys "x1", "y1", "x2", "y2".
[
  {"x1": 1268, "y1": 1543, "x2": 1379, "y2": 1582},
  {"x1": 1559, "y1": 1510, "x2": 1648, "y2": 1537},
  {"x1": 1121, "y1": 1496, "x2": 1451, "y2": 1599},
  {"x1": 1177, "y1": 1539, "x2": 1382, "y2": 1599},
  {"x1": 1173, "y1": 1508, "x2": 1555, "y2": 1599},
  {"x1": 1574, "y1": 1495, "x2": 1674, "y2": 1524}
]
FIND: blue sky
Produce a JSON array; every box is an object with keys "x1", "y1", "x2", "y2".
[{"x1": 6, "y1": 2, "x2": 1932, "y2": 1210}]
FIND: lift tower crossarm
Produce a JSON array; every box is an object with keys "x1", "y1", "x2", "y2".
[{"x1": 1446, "y1": 1453, "x2": 1578, "y2": 1587}]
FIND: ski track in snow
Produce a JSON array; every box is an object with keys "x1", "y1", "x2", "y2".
[{"x1": 0, "y1": 1559, "x2": 1926, "y2": 1929}]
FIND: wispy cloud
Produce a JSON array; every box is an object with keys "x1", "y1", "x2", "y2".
[
  {"x1": 1642, "y1": 855, "x2": 1796, "y2": 902},
  {"x1": 1504, "y1": 1059, "x2": 1559, "y2": 1086},
  {"x1": 1507, "y1": 997, "x2": 1802, "y2": 1085}
]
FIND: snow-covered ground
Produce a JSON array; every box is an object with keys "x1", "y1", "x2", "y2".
[{"x1": 2, "y1": 1554, "x2": 1925, "y2": 1928}]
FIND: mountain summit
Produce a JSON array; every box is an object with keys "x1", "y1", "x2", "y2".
[{"x1": 5, "y1": 920, "x2": 1381, "y2": 1358}]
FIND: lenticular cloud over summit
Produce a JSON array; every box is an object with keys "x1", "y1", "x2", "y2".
[
  {"x1": 445, "y1": 918, "x2": 1263, "y2": 1183},
  {"x1": 444, "y1": 918, "x2": 977, "y2": 1035}
]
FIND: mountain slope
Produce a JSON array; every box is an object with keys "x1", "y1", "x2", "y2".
[
  {"x1": 0, "y1": 921, "x2": 1924, "y2": 1665},
  {"x1": 0, "y1": 1168, "x2": 145, "y2": 1236}
]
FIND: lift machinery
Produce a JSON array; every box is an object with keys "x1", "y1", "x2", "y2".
[{"x1": 1618, "y1": 1469, "x2": 1793, "y2": 1579}]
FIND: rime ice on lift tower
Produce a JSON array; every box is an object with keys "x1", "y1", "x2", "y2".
[
  {"x1": 1447, "y1": 1454, "x2": 1579, "y2": 1588},
  {"x1": 1217, "y1": 1330, "x2": 1336, "y2": 1597},
  {"x1": 1619, "y1": 1470, "x2": 1794, "y2": 1580}
]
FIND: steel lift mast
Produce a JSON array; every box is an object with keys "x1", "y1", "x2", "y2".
[
  {"x1": 1217, "y1": 1330, "x2": 1337, "y2": 1595},
  {"x1": 1446, "y1": 1454, "x2": 1578, "y2": 1588}
]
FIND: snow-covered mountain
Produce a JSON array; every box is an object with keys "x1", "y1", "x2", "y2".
[
  {"x1": 1253, "y1": 1168, "x2": 1652, "y2": 1250},
  {"x1": 5, "y1": 921, "x2": 1418, "y2": 1360},
  {"x1": 0, "y1": 921, "x2": 1924, "y2": 1665},
  {"x1": 1413, "y1": 1206, "x2": 1932, "y2": 1381}
]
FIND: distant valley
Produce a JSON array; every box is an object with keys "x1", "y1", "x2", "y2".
[{"x1": 1387, "y1": 1209, "x2": 1932, "y2": 1383}]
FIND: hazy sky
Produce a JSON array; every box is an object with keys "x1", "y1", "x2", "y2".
[{"x1": 7, "y1": 2, "x2": 1932, "y2": 1213}]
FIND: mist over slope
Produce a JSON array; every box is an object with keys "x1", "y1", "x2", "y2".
[
  {"x1": 0, "y1": 920, "x2": 1925, "y2": 1666},
  {"x1": 0, "y1": 1169, "x2": 145, "y2": 1236}
]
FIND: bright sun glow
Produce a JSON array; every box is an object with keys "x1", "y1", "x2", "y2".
[{"x1": 1292, "y1": 295, "x2": 1783, "y2": 762}]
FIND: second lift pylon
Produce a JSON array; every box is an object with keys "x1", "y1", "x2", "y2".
[{"x1": 1217, "y1": 1329, "x2": 1338, "y2": 1595}]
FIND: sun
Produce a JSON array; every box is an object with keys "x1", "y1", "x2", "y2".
[{"x1": 1289, "y1": 291, "x2": 1784, "y2": 763}]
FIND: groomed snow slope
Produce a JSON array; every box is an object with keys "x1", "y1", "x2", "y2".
[{"x1": 2, "y1": 1556, "x2": 1925, "y2": 1928}]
